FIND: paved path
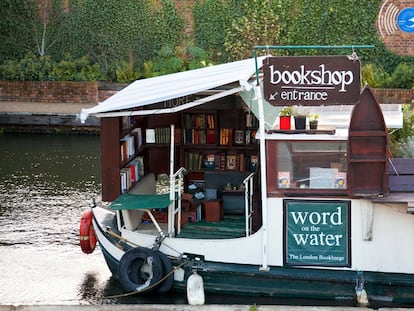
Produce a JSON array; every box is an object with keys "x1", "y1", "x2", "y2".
[
  {"x1": 0, "y1": 101, "x2": 96, "y2": 114},
  {"x1": 0, "y1": 305, "x2": 406, "y2": 311}
]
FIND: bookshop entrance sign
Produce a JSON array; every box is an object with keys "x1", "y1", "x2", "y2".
[
  {"x1": 284, "y1": 199, "x2": 351, "y2": 267},
  {"x1": 263, "y1": 56, "x2": 360, "y2": 106}
]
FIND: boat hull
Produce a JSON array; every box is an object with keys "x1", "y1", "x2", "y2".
[{"x1": 91, "y1": 206, "x2": 414, "y2": 305}]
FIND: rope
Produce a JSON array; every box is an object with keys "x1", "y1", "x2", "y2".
[
  {"x1": 102, "y1": 260, "x2": 190, "y2": 299},
  {"x1": 105, "y1": 228, "x2": 140, "y2": 247}
]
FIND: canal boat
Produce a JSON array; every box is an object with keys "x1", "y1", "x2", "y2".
[{"x1": 79, "y1": 52, "x2": 414, "y2": 305}]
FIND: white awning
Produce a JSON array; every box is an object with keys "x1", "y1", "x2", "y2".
[{"x1": 80, "y1": 56, "x2": 267, "y2": 122}]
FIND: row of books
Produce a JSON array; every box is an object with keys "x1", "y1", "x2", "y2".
[
  {"x1": 183, "y1": 129, "x2": 216, "y2": 144},
  {"x1": 120, "y1": 128, "x2": 143, "y2": 162},
  {"x1": 183, "y1": 113, "x2": 215, "y2": 129},
  {"x1": 120, "y1": 135, "x2": 134, "y2": 162},
  {"x1": 185, "y1": 151, "x2": 258, "y2": 172},
  {"x1": 145, "y1": 128, "x2": 181, "y2": 144},
  {"x1": 120, "y1": 156, "x2": 144, "y2": 194},
  {"x1": 123, "y1": 127, "x2": 256, "y2": 160}
]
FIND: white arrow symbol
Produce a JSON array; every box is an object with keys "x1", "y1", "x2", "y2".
[{"x1": 269, "y1": 91, "x2": 278, "y2": 100}]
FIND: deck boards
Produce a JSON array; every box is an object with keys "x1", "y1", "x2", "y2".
[{"x1": 177, "y1": 216, "x2": 246, "y2": 239}]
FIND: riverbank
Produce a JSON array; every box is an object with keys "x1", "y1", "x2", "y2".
[
  {"x1": 0, "y1": 305, "x2": 407, "y2": 311},
  {"x1": 0, "y1": 101, "x2": 99, "y2": 134}
]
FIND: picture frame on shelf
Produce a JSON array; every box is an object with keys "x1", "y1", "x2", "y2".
[{"x1": 226, "y1": 155, "x2": 237, "y2": 170}]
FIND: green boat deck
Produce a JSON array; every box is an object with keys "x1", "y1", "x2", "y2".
[{"x1": 176, "y1": 216, "x2": 246, "y2": 239}]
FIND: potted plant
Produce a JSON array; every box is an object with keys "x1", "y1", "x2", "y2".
[
  {"x1": 292, "y1": 106, "x2": 307, "y2": 130},
  {"x1": 279, "y1": 107, "x2": 292, "y2": 130},
  {"x1": 308, "y1": 113, "x2": 319, "y2": 130}
]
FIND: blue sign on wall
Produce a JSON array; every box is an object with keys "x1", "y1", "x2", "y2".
[
  {"x1": 284, "y1": 199, "x2": 351, "y2": 267},
  {"x1": 398, "y1": 8, "x2": 414, "y2": 33}
]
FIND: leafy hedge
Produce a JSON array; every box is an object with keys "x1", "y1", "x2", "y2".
[
  {"x1": 1, "y1": 0, "x2": 414, "y2": 84},
  {"x1": 0, "y1": 53, "x2": 104, "y2": 81}
]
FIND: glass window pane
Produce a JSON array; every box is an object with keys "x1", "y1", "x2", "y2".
[{"x1": 276, "y1": 141, "x2": 347, "y2": 190}]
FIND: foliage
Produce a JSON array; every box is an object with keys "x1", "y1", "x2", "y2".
[
  {"x1": 0, "y1": 52, "x2": 104, "y2": 81},
  {"x1": 389, "y1": 105, "x2": 414, "y2": 158},
  {"x1": 115, "y1": 61, "x2": 142, "y2": 84},
  {"x1": 51, "y1": 55, "x2": 105, "y2": 81},
  {"x1": 2, "y1": 0, "x2": 414, "y2": 85},
  {"x1": 292, "y1": 105, "x2": 308, "y2": 117},
  {"x1": 362, "y1": 63, "x2": 414, "y2": 89},
  {"x1": 193, "y1": 0, "x2": 241, "y2": 62},
  {"x1": 384, "y1": 63, "x2": 414, "y2": 89},
  {"x1": 361, "y1": 64, "x2": 390, "y2": 88},
  {"x1": 153, "y1": 0, "x2": 185, "y2": 51},
  {"x1": 224, "y1": 0, "x2": 281, "y2": 61},
  {"x1": 279, "y1": 107, "x2": 292, "y2": 117},
  {"x1": 308, "y1": 113, "x2": 319, "y2": 121},
  {"x1": 249, "y1": 305, "x2": 258, "y2": 311},
  {"x1": 0, "y1": 52, "x2": 54, "y2": 81},
  {"x1": 141, "y1": 45, "x2": 213, "y2": 78},
  {"x1": 0, "y1": 0, "x2": 68, "y2": 60},
  {"x1": 66, "y1": 0, "x2": 156, "y2": 80}
]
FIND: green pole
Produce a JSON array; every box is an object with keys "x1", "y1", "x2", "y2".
[{"x1": 253, "y1": 45, "x2": 374, "y2": 50}]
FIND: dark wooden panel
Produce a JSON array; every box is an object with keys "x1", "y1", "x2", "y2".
[
  {"x1": 348, "y1": 87, "x2": 389, "y2": 196},
  {"x1": 388, "y1": 158, "x2": 414, "y2": 175},
  {"x1": 101, "y1": 117, "x2": 121, "y2": 202},
  {"x1": 389, "y1": 175, "x2": 414, "y2": 192}
]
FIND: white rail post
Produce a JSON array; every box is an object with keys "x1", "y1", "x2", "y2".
[
  {"x1": 256, "y1": 84, "x2": 269, "y2": 271},
  {"x1": 168, "y1": 124, "x2": 175, "y2": 237}
]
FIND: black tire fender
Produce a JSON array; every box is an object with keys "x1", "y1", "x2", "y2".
[
  {"x1": 155, "y1": 250, "x2": 174, "y2": 293},
  {"x1": 118, "y1": 247, "x2": 163, "y2": 293}
]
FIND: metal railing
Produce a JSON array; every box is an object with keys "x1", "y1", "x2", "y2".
[
  {"x1": 168, "y1": 167, "x2": 187, "y2": 237},
  {"x1": 243, "y1": 172, "x2": 255, "y2": 237}
]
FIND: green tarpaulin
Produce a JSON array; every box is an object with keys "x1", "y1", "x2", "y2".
[{"x1": 109, "y1": 193, "x2": 172, "y2": 210}]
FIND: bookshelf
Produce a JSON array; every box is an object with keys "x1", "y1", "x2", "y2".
[
  {"x1": 100, "y1": 113, "x2": 180, "y2": 202},
  {"x1": 182, "y1": 112, "x2": 216, "y2": 144},
  {"x1": 180, "y1": 107, "x2": 259, "y2": 174},
  {"x1": 100, "y1": 100, "x2": 259, "y2": 202}
]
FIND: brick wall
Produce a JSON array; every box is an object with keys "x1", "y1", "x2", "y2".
[
  {"x1": 377, "y1": 0, "x2": 414, "y2": 56},
  {"x1": 1, "y1": 80, "x2": 413, "y2": 106},
  {"x1": 373, "y1": 88, "x2": 414, "y2": 104},
  {"x1": 0, "y1": 80, "x2": 99, "y2": 104}
]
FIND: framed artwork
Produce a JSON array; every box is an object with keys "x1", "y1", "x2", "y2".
[{"x1": 226, "y1": 155, "x2": 237, "y2": 170}]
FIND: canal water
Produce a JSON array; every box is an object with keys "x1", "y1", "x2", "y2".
[
  {"x1": 0, "y1": 133, "x2": 265, "y2": 306},
  {"x1": 0, "y1": 133, "x2": 184, "y2": 305},
  {"x1": 1, "y1": 133, "x2": 407, "y2": 308}
]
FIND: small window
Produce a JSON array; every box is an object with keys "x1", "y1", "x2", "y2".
[{"x1": 267, "y1": 141, "x2": 347, "y2": 194}]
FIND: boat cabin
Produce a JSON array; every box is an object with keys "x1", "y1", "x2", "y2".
[{"x1": 81, "y1": 55, "x2": 409, "y2": 241}]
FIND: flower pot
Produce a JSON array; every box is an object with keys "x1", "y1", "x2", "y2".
[
  {"x1": 294, "y1": 116, "x2": 306, "y2": 130},
  {"x1": 309, "y1": 120, "x2": 318, "y2": 130},
  {"x1": 279, "y1": 116, "x2": 291, "y2": 130}
]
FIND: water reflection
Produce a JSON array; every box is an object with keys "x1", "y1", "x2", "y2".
[
  {"x1": 0, "y1": 133, "x2": 110, "y2": 305},
  {"x1": 1, "y1": 134, "x2": 410, "y2": 307}
]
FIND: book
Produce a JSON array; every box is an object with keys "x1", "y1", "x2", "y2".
[
  {"x1": 234, "y1": 130, "x2": 244, "y2": 144},
  {"x1": 278, "y1": 171, "x2": 290, "y2": 188},
  {"x1": 220, "y1": 128, "x2": 233, "y2": 145},
  {"x1": 146, "y1": 129, "x2": 156, "y2": 143},
  {"x1": 206, "y1": 114, "x2": 215, "y2": 128},
  {"x1": 335, "y1": 172, "x2": 347, "y2": 189},
  {"x1": 249, "y1": 154, "x2": 258, "y2": 171},
  {"x1": 226, "y1": 155, "x2": 237, "y2": 170},
  {"x1": 220, "y1": 152, "x2": 226, "y2": 171},
  {"x1": 202, "y1": 153, "x2": 216, "y2": 169},
  {"x1": 245, "y1": 130, "x2": 251, "y2": 144},
  {"x1": 206, "y1": 129, "x2": 216, "y2": 144},
  {"x1": 239, "y1": 153, "x2": 245, "y2": 172},
  {"x1": 131, "y1": 127, "x2": 142, "y2": 151}
]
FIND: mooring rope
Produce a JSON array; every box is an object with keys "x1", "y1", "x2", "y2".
[
  {"x1": 102, "y1": 260, "x2": 190, "y2": 299},
  {"x1": 105, "y1": 227, "x2": 140, "y2": 247}
]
